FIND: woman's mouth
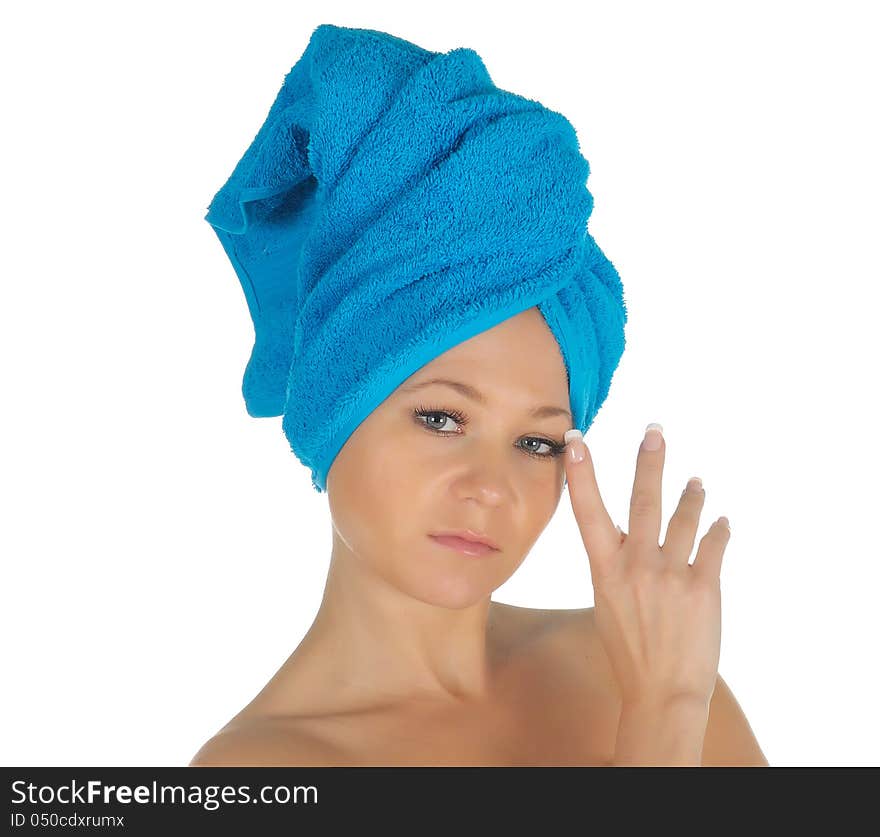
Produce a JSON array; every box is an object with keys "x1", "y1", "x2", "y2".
[{"x1": 428, "y1": 534, "x2": 497, "y2": 557}]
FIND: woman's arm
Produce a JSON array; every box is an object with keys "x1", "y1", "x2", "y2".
[{"x1": 610, "y1": 673, "x2": 769, "y2": 766}]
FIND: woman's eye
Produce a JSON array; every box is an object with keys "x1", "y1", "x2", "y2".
[
  {"x1": 413, "y1": 408, "x2": 465, "y2": 434},
  {"x1": 520, "y1": 437, "x2": 555, "y2": 456},
  {"x1": 420, "y1": 410, "x2": 460, "y2": 432},
  {"x1": 412, "y1": 408, "x2": 564, "y2": 459}
]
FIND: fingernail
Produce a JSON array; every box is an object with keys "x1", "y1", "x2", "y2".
[
  {"x1": 564, "y1": 428, "x2": 585, "y2": 463},
  {"x1": 643, "y1": 422, "x2": 663, "y2": 451}
]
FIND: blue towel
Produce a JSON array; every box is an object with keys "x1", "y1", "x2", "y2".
[{"x1": 205, "y1": 23, "x2": 628, "y2": 492}]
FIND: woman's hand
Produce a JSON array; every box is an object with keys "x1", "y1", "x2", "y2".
[{"x1": 563, "y1": 423, "x2": 729, "y2": 710}]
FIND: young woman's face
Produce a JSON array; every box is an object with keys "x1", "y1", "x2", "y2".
[{"x1": 325, "y1": 306, "x2": 573, "y2": 609}]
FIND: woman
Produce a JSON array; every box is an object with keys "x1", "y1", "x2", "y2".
[
  {"x1": 190, "y1": 24, "x2": 767, "y2": 766},
  {"x1": 189, "y1": 309, "x2": 766, "y2": 766}
]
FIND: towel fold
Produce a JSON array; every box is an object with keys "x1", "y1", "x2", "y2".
[{"x1": 205, "y1": 23, "x2": 628, "y2": 492}]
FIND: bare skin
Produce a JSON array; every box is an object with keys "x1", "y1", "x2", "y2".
[
  {"x1": 189, "y1": 306, "x2": 765, "y2": 766},
  {"x1": 195, "y1": 602, "x2": 625, "y2": 766},
  {"x1": 191, "y1": 307, "x2": 624, "y2": 764}
]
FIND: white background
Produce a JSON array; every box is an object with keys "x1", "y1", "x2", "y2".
[{"x1": 2, "y1": 0, "x2": 877, "y2": 767}]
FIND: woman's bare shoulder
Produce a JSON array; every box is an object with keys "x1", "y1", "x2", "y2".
[
  {"x1": 493, "y1": 600, "x2": 602, "y2": 656},
  {"x1": 490, "y1": 599, "x2": 592, "y2": 638},
  {"x1": 189, "y1": 719, "x2": 339, "y2": 767},
  {"x1": 513, "y1": 603, "x2": 618, "y2": 695}
]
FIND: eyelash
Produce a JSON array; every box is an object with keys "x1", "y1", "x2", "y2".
[{"x1": 412, "y1": 405, "x2": 567, "y2": 460}]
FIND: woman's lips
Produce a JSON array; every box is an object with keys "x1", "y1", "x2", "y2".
[{"x1": 428, "y1": 534, "x2": 497, "y2": 557}]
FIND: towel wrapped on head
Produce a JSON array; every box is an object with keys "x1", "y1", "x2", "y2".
[{"x1": 204, "y1": 23, "x2": 628, "y2": 492}]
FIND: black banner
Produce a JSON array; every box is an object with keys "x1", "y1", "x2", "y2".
[{"x1": 1, "y1": 767, "x2": 874, "y2": 832}]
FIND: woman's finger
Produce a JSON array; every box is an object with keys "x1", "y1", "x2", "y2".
[
  {"x1": 628, "y1": 423, "x2": 666, "y2": 547},
  {"x1": 563, "y1": 429, "x2": 620, "y2": 578},
  {"x1": 661, "y1": 478, "x2": 705, "y2": 565},
  {"x1": 692, "y1": 517, "x2": 731, "y2": 582}
]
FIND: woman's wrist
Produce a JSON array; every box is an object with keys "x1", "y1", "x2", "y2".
[{"x1": 612, "y1": 695, "x2": 712, "y2": 767}]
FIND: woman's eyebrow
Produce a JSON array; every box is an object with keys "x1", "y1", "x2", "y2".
[{"x1": 400, "y1": 378, "x2": 572, "y2": 422}]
